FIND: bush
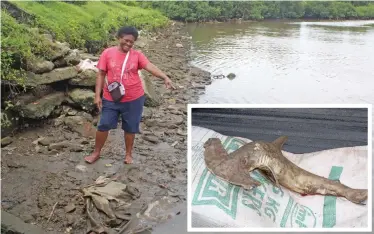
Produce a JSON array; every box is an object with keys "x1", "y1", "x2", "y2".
[
  {"x1": 1, "y1": 1, "x2": 168, "y2": 85},
  {"x1": 12, "y1": 1, "x2": 168, "y2": 48},
  {"x1": 1, "y1": 9, "x2": 53, "y2": 86}
]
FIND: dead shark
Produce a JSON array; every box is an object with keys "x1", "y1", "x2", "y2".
[{"x1": 203, "y1": 136, "x2": 367, "y2": 205}]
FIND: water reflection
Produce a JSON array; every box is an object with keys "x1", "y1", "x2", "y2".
[{"x1": 187, "y1": 20, "x2": 374, "y2": 104}]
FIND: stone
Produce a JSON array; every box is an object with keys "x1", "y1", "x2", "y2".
[
  {"x1": 67, "y1": 109, "x2": 78, "y2": 116},
  {"x1": 76, "y1": 111, "x2": 94, "y2": 122},
  {"x1": 49, "y1": 142, "x2": 67, "y2": 151},
  {"x1": 164, "y1": 115, "x2": 184, "y2": 125},
  {"x1": 64, "y1": 116, "x2": 95, "y2": 137},
  {"x1": 144, "y1": 119, "x2": 158, "y2": 128},
  {"x1": 50, "y1": 41, "x2": 70, "y2": 61},
  {"x1": 65, "y1": 49, "x2": 81, "y2": 65},
  {"x1": 1, "y1": 136, "x2": 13, "y2": 147},
  {"x1": 139, "y1": 71, "x2": 161, "y2": 107},
  {"x1": 48, "y1": 142, "x2": 83, "y2": 152},
  {"x1": 177, "y1": 129, "x2": 187, "y2": 136},
  {"x1": 190, "y1": 67, "x2": 210, "y2": 77},
  {"x1": 68, "y1": 143, "x2": 84, "y2": 152},
  {"x1": 176, "y1": 43, "x2": 183, "y2": 48},
  {"x1": 66, "y1": 214, "x2": 75, "y2": 225},
  {"x1": 136, "y1": 41, "x2": 147, "y2": 48},
  {"x1": 69, "y1": 69, "x2": 96, "y2": 87},
  {"x1": 68, "y1": 89, "x2": 96, "y2": 112},
  {"x1": 30, "y1": 84, "x2": 54, "y2": 98},
  {"x1": 6, "y1": 158, "x2": 25, "y2": 168},
  {"x1": 53, "y1": 57, "x2": 67, "y2": 68},
  {"x1": 18, "y1": 92, "x2": 65, "y2": 119},
  {"x1": 227, "y1": 73, "x2": 236, "y2": 80},
  {"x1": 80, "y1": 139, "x2": 89, "y2": 145},
  {"x1": 53, "y1": 116, "x2": 65, "y2": 127},
  {"x1": 76, "y1": 165, "x2": 87, "y2": 172},
  {"x1": 80, "y1": 53, "x2": 99, "y2": 61},
  {"x1": 170, "y1": 110, "x2": 183, "y2": 115},
  {"x1": 64, "y1": 203, "x2": 76, "y2": 213},
  {"x1": 26, "y1": 67, "x2": 78, "y2": 86},
  {"x1": 142, "y1": 107, "x2": 153, "y2": 120},
  {"x1": 142, "y1": 135, "x2": 159, "y2": 144},
  {"x1": 1, "y1": 211, "x2": 45, "y2": 234},
  {"x1": 43, "y1": 33, "x2": 53, "y2": 42},
  {"x1": 25, "y1": 58, "x2": 55, "y2": 74},
  {"x1": 38, "y1": 137, "x2": 53, "y2": 146},
  {"x1": 35, "y1": 145, "x2": 46, "y2": 153}
]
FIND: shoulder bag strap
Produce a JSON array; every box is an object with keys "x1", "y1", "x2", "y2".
[{"x1": 105, "y1": 50, "x2": 130, "y2": 86}]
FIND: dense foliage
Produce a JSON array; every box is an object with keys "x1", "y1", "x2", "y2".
[
  {"x1": 11, "y1": 1, "x2": 168, "y2": 48},
  {"x1": 1, "y1": 9, "x2": 54, "y2": 85},
  {"x1": 138, "y1": 1, "x2": 374, "y2": 22},
  {"x1": 1, "y1": 1, "x2": 168, "y2": 85}
]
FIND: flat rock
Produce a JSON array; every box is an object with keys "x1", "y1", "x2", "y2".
[
  {"x1": 48, "y1": 142, "x2": 84, "y2": 152},
  {"x1": 1, "y1": 136, "x2": 13, "y2": 147},
  {"x1": 26, "y1": 67, "x2": 78, "y2": 86},
  {"x1": 1, "y1": 211, "x2": 46, "y2": 234},
  {"x1": 25, "y1": 58, "x2": 54, "y2": 74},
  {"x1": 177, "y1": 129, "x2": 187, "y2": 136},
  {"x1": 6, "y1": 158, "x2": 25, "y2": 168},
  {"x1": 142, "y1": 135, "x2": 159, "y2": 144},
  {"x1": 139, "y1": 71, "x2": 161, "y2": 107},
  {"x1": 68, "y1": 88, "x2": 96, "y2": 112},
  {"x1": 75, "y1": 164, "x2": 87, "y2": 172},
  {"x1": 53, "y1": 57, "x2": 67, "y2": 68},
  {"x1": 64, "y1": 203, "x2": 76, "y2": 213},
  {"x1": 164, "y1": 115, "x2": 184, "y2": 125},
  {"x1": 48, "y1": 142, "x2": 67, "y2": 151},
  {"x1": 18, "y1": 92, "x2": 65, "y2": 119},
  {"x1": 65, "y1": 49, "x2": 81, "y2": 65},
  {"x1": 50, "y1": 41, "x2": 70, "y2": 61},
  {"x1": 38, "y1": 137, "x2": 54, "y2": 146},
  {"x1": 64, "y1": 115, "x2": 95, "y2": 137},
  {"x1": 69, "y1": 69, "x2": 96, "y2": 87}
]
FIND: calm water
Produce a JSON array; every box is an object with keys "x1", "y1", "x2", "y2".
[{"x1": 187, "y1": 20, "x2": 374, "y2": 104}]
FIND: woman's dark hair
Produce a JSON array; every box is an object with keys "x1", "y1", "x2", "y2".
[{"x1": 116, "y1": 26, "x2": 139, "y2": 40}]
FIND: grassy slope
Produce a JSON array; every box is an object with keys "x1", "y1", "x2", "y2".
[{"x1": 1, "y1": 1, "x2": 169, "y2": 84}]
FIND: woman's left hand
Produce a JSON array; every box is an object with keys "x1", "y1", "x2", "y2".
[{"x1": 164, "y1": 77, "x2": 176, "y2": 90}]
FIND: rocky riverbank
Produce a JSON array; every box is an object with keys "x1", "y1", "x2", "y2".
[{"x1": 1, "y1": 21, "x2": 211, "y2": 233}]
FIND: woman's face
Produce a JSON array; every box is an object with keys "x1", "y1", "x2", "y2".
[{"x1": 118, "y1": 34, "x2": 135, "y2": 52}]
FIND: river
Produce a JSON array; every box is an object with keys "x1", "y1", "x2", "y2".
[{"x1": 187, "y1": 20, "x2": 374, "y2": 104}]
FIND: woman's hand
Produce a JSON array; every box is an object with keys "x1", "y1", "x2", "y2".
[
  {"x1": 144, "y1": 63, "x2": 176, "y2": 90},
  {"x1": 164, "y1": 76, "x2": 176, "y2": 90},
  {"x1": 94, "y1": 96, "x2": 102, "y2": 111}
]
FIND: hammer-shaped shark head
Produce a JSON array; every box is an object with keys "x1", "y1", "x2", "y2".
[{"x1": 203, "y1": 138, "x2": 222, "y2": 149}]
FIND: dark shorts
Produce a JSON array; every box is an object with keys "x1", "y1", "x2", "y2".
[{"x1": 97, "y1": 95, "x2": 145, "y2": 133}]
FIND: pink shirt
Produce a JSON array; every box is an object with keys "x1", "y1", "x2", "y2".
[{"x1": 96, "y1": 46, "x2": 149, "y2": 102}]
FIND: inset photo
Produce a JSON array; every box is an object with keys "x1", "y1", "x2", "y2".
[{"x1": 187, "y1": 104, "x2": 371, "y2": 232}]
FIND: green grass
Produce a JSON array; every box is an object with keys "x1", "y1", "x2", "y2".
[
  {"x1": 11, "y1": 1, "x2": 169, "y2": 48},
  {"x1": 1, "y1": 9, "x2": 54, "y2": 85},
  {"x1": 1, "y1": 1, "x2": 169, "y2": 86}
]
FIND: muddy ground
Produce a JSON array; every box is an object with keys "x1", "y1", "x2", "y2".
[{"x1": 1, "y1": 22, "x2": 211, "y2": 233}]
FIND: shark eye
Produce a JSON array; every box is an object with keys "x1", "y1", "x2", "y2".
[{"x1": 240, "y1": 157, "x2": 248, "y2": 165}]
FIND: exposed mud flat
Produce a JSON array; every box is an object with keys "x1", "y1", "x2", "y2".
[{"x1": 1, "y1": 22, "x2": 211, "y2": 233}]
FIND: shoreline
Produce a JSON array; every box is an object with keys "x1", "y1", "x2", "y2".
[{"x1": 0, "y1": 21, "x2": 211, "y2": 233}]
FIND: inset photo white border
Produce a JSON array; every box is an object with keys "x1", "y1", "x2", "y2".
[{"x1": 187, "y1": 104, "x2": 372, "y2": 232}]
